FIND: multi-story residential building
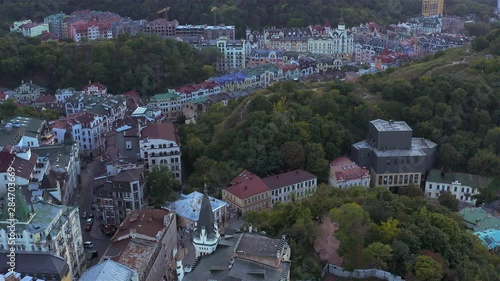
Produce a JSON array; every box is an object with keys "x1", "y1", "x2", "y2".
[
  {"x1": 222, "y1": 170, "x2": 271, "y2": 214},
  {"x1": 64, "y1": 92, "x2": 126, "y2": 127},
  {"x1": 82, "y1": 82, "x2": 107, "y2": 96},
  {"x1": 44, "y1": 13, "x2": 68, "y2": 38},
  {"x1": 102, "y1": 209, "x2": 177, "y2": 281},
  {"x1": 141, "y1": 19, "x2": 178, "y2": 36},
  {"x1": 50, "y1": 111, "x2": 106, "y2": 156},
  {"x1": 351, "y1": 119, "x2": 437, "y2": 190},
  {"x1": 0, "y1": 195, "x2": 84, "y2": 279},
  {"x1": 55, "y1": 88, "x2": 77, "y2": 103},
  {"x1": 308, "y1": 20, "x2": 354, "y2": 58},
  {"x1": 140, "y1": 123, "x2": 182, "y2": 183},
  {"x1": 0, "y1": 115, "x2": 52, "y2": 148},
  {"x1": 147, "y1": 91, "x2": 181, "y2": 119},
  {"x1": 329, "y1": 157, "x2": 371, "y2": 189},
  {"x1": 263, "y1": 169, "x2": 317, "y2": 207},
  {"x1": 18, "y1": 22, "x2": 50, "y2": 37},
  {"x1": 32, "y1": 134, "x2": 80, "y2": 205},
  {"x1": 164, "y1": 190, "x2": 228, "y2": 231},
  {"x1": 354, "y1": 44, "x2": 377, "y2": 64},
  {"x1": 13, "y1": 80, "x2": 45, "y2": 104},
  {"x1": 80, "y1": 259, "x2": 139, "y2": 281},
  {"x1": 93, "y1": 164, "x2": 146, "y2": 225},
  {"x1": 0, "y1": 146, "x2": 38, "y2": 193},
  {"x1": 10, "y1": 20, "x2": 32, "y2": 32},
  {"x1": 202, "y1": 38, "x2": 246, "y2": 72},
  {"x1": 176, "y1": 24, "x2": 235, "y2": 40},
  {"x1": 424, "y1": 170, "x2": 494, "y2": 205},
  {"x1": 0, "y1": 253, "x2": 71, "y2": 281},
  {"x1": 246, "y1": 49, "x2": 285, "y2": 67},
  {"x1": 422, "y1": 0, "x2": 444, "y2": 17},
  {"x1": 68, "y1": 20, "x2": 113, "y2": 42}
]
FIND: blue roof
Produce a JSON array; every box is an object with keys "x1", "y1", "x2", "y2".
[
  {"x1": 475, "y1": 229, "x2": 500, "y2": 250},
  {"x1": 212, "y1": 72, "x2": 248, "y2": 86},
  {"x1": 166, "y1": 191, "x2": 228, "y2": 222}
]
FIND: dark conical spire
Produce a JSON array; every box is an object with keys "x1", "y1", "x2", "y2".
[{"x1": 194, "y1": 185, "x2": 216, "y2": 239}]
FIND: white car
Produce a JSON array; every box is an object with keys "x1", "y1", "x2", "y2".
[{"x1": 84, "y1": 241, "x2": 93, "y2": 248}]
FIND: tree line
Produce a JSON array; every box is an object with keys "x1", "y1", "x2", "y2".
[
  {"x1": 0, "y1": 0, "x2": 496, "y2": 36},
  {"x1": 0, "y1": 32, "x2": 216, "y2": 95}
]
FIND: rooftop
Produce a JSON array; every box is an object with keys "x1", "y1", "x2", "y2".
[
  {"x1": 330, "y1": 157, "x2": 370, "y2": 182},
  {"x1": 140, "y1": 123, "x2": 179, "y2": 143},
  {"x1": 184, "y1": 233, "x2": 289, "y2": 281},
  {"x1": 426, "y1": 169, "x2": 494, "y2": 188},
  {"x1": 475, "y1": 229, "x2": 500, "y2": 251},
  {"x1": 225, "y1": 170, "x2": 270, "y2": 199},
  {"x1": 370, "y1": 119, "x2": 412, "y2": 132},
  {"x1": 80, "y1": 259, "x2": 138, "y2": 281},
  {"x1": 459, "y1": 207, "x2": 500, "y2": 232},
  {"x1": 262, "y1": 169, "x2": 317, "y2": 190},
  {"x1": 0, "y1": 252, "x2": 69, "y2": 276},
  {"x1": 165, "y1": 191, "x2": 228, "y2": 222}
]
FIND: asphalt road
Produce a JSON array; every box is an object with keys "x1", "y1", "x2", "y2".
[{"x1": 77, "y1": 158, "x2": 111, "y2": 267}]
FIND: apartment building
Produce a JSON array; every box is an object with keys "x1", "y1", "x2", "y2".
[
  {"x1": 201, "y1": 38, "x2": 246, "y2": 72},
  {"x1": 13, "y1": 80, "x2": 45, "y2": 104},
  {"x1": 329, "y1": 157, "x2": 371, "y2": 189},
  {"x1": 102, "y1": 210, "x2": 177, "y2": 281},
  {"x1": 222, "y1": 170, "x2": 270, "y2": 214},
  {"x1": 0, "y1": 146, "x2": 39, "y2": 193},
  {"x1": 44, "y1": 13, "x2": 68, "y2": 38},
  {"x1": 140, "y1": 123, "x2": 182, "y2": 183},
  {"x1": 176, "y1": 24, "x2": 235, "y2": 40},
  {"x1": 422, "y1": 0, "x2": 444, "y2": 17},
  {"x1": 141, "y1": 19, "x2": 178, "y2": 36},
  {"x1": 0, "y1": 195, "x2": 84, "y2": 279}
]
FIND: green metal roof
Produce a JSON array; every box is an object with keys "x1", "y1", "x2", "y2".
[
  {"x1": 190, "y1": 97, "x2": 210, "y2": 104},
  {"x1": 152, "y1": 92, "x2": 179, "y2": 101},
  {"x1": 459, "y1": 207, "x2": 500, "y2": 232},
  {"x1": 427, "y1": 169, "x2": 494, "y2": 189}
]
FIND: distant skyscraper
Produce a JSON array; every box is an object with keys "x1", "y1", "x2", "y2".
[{"x1": 422, "y1": 0, "x2": 444, "y2": 17}]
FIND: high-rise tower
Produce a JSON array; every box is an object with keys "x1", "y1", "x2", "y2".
[{"x1": 422, "y1": 0, "x2": 444, "y2": 17}]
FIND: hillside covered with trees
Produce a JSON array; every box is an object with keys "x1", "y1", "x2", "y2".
[
  {"x1": 0, "y1": 0, "x2": 496, "y2": 35},
  {"x1": 179, "y1": 34, "x2": 500, "y2": 193},
  {"x1": 0, "y1": 31, "x2": 217, "y2": 94},
  {"x1": 245, "y1": 185, "x2": 500, "y2": 280}
]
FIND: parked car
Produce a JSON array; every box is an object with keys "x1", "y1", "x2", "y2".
[
  {"x1": 89, "y1": 213, "x2": 94, "y2": 219},
  {"x1": 81, "y1": 212, "x2": 87, "y2": 219},
  {"x1": 83, "y1": 241, "x2": 93, "y2": 248},
  {"x1": 85, "y1": 225, "x2": 92, "y2": 232},
  {"x1": 86, "y1": 218, "x2": 93, "y2": 225}
]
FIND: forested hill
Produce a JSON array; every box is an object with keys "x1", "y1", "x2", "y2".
[
  {"x1": 0, "y1": 0, "x2": 496, "y2": 34},
  {"x1": 179, "y1": 32, "x2": 500, "y2": 200}
]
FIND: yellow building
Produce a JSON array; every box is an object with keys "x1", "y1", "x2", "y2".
[{"x1": 422, "y1": 0, "x2": 444, "y2": 17}]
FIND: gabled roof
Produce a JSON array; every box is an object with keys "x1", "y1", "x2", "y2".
[
  {"x1": 459, "y1": 207, "x2": 500, "y2": 232},
  {"x1": 225, "y1": 170, "x2": 270, "y2": 199},
  {"x1": 80, "y1": 259, "x2": 137, "y2": 281},
  {"x1": 330, "y1": 157, "x2": 369, "y2": 182},
  {"x1": 262, "y1": 169, "x2": 317, "y2": 190}
]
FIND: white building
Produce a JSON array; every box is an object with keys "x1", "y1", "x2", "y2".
[
  {"x1": 55, "y1": 88, "x2": 77, "y2": 103},
  {"x1": 202, "y1": 38, "x2": 246, "y2": 72},
  {"x1": 140, "y1": 123, "x2": 182, "y2": 183},
  {"x1": 329, "y1": 157, "x2": 371, "y2": 189},
  {"x1": 50, "y1": 111, "x2": 106, "y2": 156},
  {"x1": 0, "y1": 147, "x2": 38, "y2": 194},
  {"x1": 192, "y1": 189, "x2": 220, "y2": 257},
  {"x1": 82, "y1": 82, "x2": 107, "y2": 96},
  {"x1": 0, "y1": 197, "x2": 85, "y2": 279},
  {"x1": 425, "y1": 170, "x2": 494, "y2": 205},
  {"x1": 307, "y1": 21, "x2": 354, "y2": 58},
  {"x1": 263, "y1": 169, "x2": 318, "y2": 207}
]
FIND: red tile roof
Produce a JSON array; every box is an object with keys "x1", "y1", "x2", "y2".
[
  {"x1": 330, "y1": 157, "x2": 369, "y2": 182},
  {"x1": 262, "y1": 169, "x2": 317, "y2": 190},
  {"x1": 34, "y1": 95, "x2": 56, "y2": 104},
  {"x1": 0, "y1": 152, "x2": 15, "y2": 172},
  {"x1": 10, "y1": 153, "x2": 38, "y2": 180},
  {"x1": 176, "y1": 84, "x2": 201, "y2": 94},
  {"x1": 199, "y1": 81, "x2": 219, "y2": 89},
  {"x1": 83, "y1": 82, "x2": 107, "y2": 91},
  {"x1": 140, "y1": 123, "x2": 179, "y2": 143},
  {"x1": 226, "y1": 170, "x2": 270, "y2": 199}
]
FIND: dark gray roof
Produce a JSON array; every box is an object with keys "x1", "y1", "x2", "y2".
[
  {"x1": 0, "y1": 252, "x2": 69, "y2": 276},
  {"x1": 194, "y1": 192, "x2": 216, "y2": 240}
]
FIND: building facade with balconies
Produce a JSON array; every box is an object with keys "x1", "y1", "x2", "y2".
[
  {"x1": 0, "y1": 195, "x2": 84, "y2": 279},
  {"x1": 140, "y1": 123, "x2": 182, "y2": 184}
]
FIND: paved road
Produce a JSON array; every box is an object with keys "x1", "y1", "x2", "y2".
[{"x1": 77, "y1": 158, "x2": 111, "y2": 267}]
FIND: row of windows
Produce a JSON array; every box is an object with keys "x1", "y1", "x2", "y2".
[
  {"x1": 428, "y1": 184, "x2": 473, "y2": 194},
  {"x1": 377, "y1": 174, "x2": 420, "y2": 186}
]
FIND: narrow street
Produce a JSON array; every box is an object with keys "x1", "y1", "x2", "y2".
[{"x1": 77, "y1": 158, "x2": 111, "y2": 267}]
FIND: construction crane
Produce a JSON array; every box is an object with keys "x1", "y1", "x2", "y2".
[{"x1": 157, "y1": 7, "x2": 170, "y2": 21}]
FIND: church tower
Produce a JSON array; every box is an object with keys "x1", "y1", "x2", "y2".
[{"x1": 192, "y1": 184, "x2": 220, "y2": 257}]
